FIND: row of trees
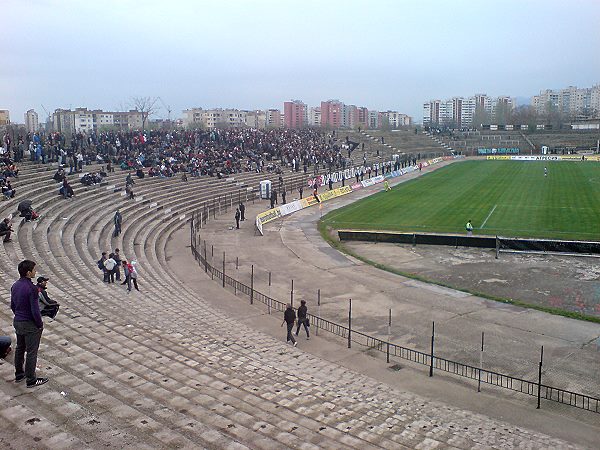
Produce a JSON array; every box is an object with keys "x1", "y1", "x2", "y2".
[{"x1": 470, "y1": 103, "x2": 598, "y2": 130}]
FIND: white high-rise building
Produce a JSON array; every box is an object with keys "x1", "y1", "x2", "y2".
[
  {"x1": 423, "y1": 94, "x2": 514, "y2": 127},
  {"x1": 308, "y1": 107, "x2": 321, "y2": 126},
  {"x1": 25, "y1": 109, "x2": 39, "y2": 133}
]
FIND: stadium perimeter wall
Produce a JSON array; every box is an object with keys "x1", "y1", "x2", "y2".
[{"x1": 338, "y1": 230, "x2": 600, "y2": 255}]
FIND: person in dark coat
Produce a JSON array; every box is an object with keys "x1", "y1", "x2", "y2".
[
  {"x1": 0, "y1": 217, "x2": 13, "y2": 243},
  {"x1": 239, "y1": 203, "x2": 245, "y2": 221},
  {"x1": 235, "y1": 208, "x2": 240, "y2": 229},
  {"x1": 113, "y1": 210, "x2": 122, "y2": 237},
  {"x1": 11, "y1": 260, "x2": 49, "y2": 388},
  {"x1": 295, "y1": 300, "x2": 309, "y2": 339},
  {"x1": 281, "y1": 304, "x2": 297, "y2": 346}
]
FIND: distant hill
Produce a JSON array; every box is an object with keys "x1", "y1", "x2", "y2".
[{"x1": 514, "y1": 96, "x2": 531, "y2": 106}]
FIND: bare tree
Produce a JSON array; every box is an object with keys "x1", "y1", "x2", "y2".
[{"x1": 131, "y1": 97, "x2": 158, "y2": 131}]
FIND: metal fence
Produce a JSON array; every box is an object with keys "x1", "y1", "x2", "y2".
[{"x1": 189, "y1": 214, "x2": 600, "y2": 416}]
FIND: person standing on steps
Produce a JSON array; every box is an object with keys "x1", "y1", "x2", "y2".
[
  {"x1": 281, "y1": 304, "x2": 297, "y2": 346},
  {"x1": 239, "y1": 202, "x2": 245, "y2": 221},
  {"x1": 298, "y1": 185, "x2": 303, "y2": 199},
  {"x1": 121, "y1": 258, "x2": 130, "y2": 288},
  {"x1": 122, "y1": 260, "x2": 140, "y2": 293},
  {"x1": 11, "y1": 260, "x2": 49, "y2": 388},
  {"x1": 113, "y1": 210, "x2": 122, "y2": 237},
  {"x1": 113, "y1": 248, "x2": 122, "y2": 281},
  {"x1": 235, "y1": 207, "x2": 240, "y2": 229},
  {"x1": 129, "y1": 261, "x2": 140, "y2": 292},
  {"x1": 98, "y1": 252, "x2": 109, "y2": 282},
  {"x1": 104, "y1": 253, "x2": 117, "y2": 283},
  {"x1": 295, "y1": 300, "x2": 310, "y2": 340}
]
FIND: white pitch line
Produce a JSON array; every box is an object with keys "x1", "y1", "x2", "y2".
[{"x1": 480, "y1": 204, "x2": 497, "y2": 229}]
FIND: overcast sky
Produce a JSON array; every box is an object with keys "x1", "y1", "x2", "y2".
[{"x1": 2, "y1": 0, "x2": 599, "y2": 123}]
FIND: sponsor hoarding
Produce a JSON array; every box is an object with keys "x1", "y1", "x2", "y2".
[
  {"x1": 318, "y1": 185, "x2": 352, "y2": 202},
  {"x1": 256, "y1": 207, "x2": 282, "y2": 226},
  {"x1": 300, "y1": 196, "x2": 320, "y2": 208},
  {"x1": 478, "y1": 148, "x2": 520, "y2": 155},
  {"x1": 278, "y1": 200, "x2": 303, "y2": 216},
  {"x1": 512, "y1": 155, "x2": 560, "y2": 161}
]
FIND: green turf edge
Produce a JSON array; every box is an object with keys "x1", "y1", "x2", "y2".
[{"x1": 317, "y1": 220, "x2": 600, "y2": 325}]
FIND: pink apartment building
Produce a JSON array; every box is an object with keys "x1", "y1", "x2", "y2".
[
  {"x1": 283, "y1": 100, "x2": 307, "y2": 128},
  {"x1": 320, "y1": 100, "x2": 343, "y2": 128}
]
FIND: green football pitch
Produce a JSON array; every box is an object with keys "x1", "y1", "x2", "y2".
[{"x1": 322, "y1": 160, "x2": 600, "y2": 241}]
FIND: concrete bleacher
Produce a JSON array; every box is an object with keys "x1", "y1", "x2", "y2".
[
  {"x1": 429, "y1": 130, "x2": 528, "y2": 156},
  {"x1": 340, "y1": 130, "x2": 448, "y2": 161},
  {"x1": 526, "y1": 131, "x2": 600, "y2": 152},
  {"x1": 0, "y1": 161, "x2": 581, "y2": 448},
  {"x1": 425, "y1": 129, "x2": 599, "y2": 155}
]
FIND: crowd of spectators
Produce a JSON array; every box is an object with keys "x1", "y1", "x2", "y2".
[{"x1": 1, "y1": 127, "x2": 363, "y2": 184}]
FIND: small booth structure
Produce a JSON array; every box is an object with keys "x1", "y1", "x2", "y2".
[{"x1": 260, "y1": 180, "x2": 272, "y2": 200}]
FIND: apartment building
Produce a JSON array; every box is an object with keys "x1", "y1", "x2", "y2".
[
  {"x1": 0, "y1": 110, "x2": 10, "y2": 126},
  {"x1": 25, "y1": 109, "x2": 39, "y2": 133},
  {"x1": 368, "y1": 110, "x2": 381, "y2": 129},
  {"x1": 283, "y1": 100, "x2": 307, "y2": 128},
  {"x1": 357, "y1": 107, "x2": 369, "y2": 129},
  {"x1": 245, "y1": 110, "x2": 267, "y2": 129},
  {"x1": 423, "y1": 94, "x2": 514, "y2": 127},
  {"x1": 266, "y1": 109, "x2": 282, "y2": 128},
  {"x1": 532, "y1": 84, "x2": 600, "y2": 118},
  {"x1": 182, "y1": 108, "x2": 248, "y2": 129},
  {"x1": 182, "y1": 108, "x2": 203, "y2": 128},
  {"x1": 308, "y1": 107, "x2": 321, "y2": 127},
  {"x1": 321, "y1": 100, "x2": 343, "y2": 128},
  {"x1": 51, "y1": 108, "x2": 149, "y2": 133},
  {"x1": 382, "y1": 111, "x2": 411, "y2": 127}
]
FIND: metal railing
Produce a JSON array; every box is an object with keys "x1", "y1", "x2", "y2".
[{"x1": 189, "y1": 217, "x2": 600, "y2": 416}]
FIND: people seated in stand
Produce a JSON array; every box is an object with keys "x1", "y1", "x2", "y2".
[
  {"x1": 60, "y1": 179, "x2": 75, "y2": 198},
  {"x1": 1, "y1": 180, "x2": 15, "y2": 199},
  {"x1": 0, "y1": 217, "x2": 13, "y2": 242},
  {"x1": 53, "y1": 167, "x2": 65, "y2": 182},
  {"x1": 37, "y1": 277, "x2": 60, "y2": 319},
  {"x1": 80, "y1": 172, "x2": 103, "y2": 186},
  {"x1": 18, "y1": 205, "x2": 38, "y2": 221}
]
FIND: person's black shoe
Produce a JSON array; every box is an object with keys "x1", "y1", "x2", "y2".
[
  {"x1": 27, "y1": 377, "x2": 49, "y2": 388},
  {"x1": 15, "y1": 375, "x2": 25, "y2": 383}
]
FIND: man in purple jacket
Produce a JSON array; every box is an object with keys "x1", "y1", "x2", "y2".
[{"x1": 11, "y1": 260, "x2": 48, "y2": 388}]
